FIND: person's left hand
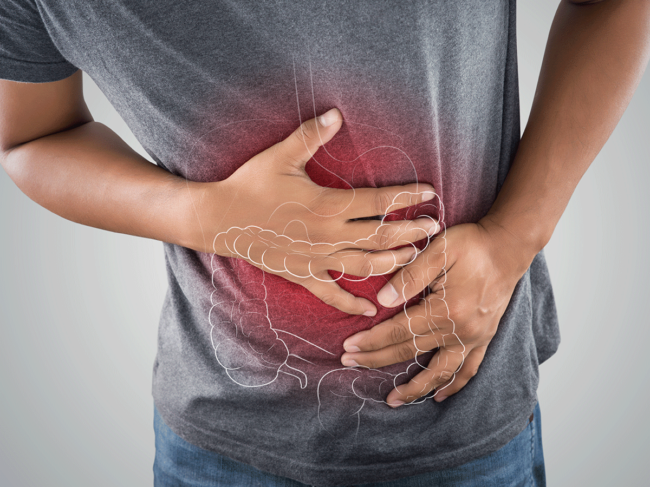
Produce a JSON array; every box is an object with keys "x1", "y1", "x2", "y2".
[{"x1": 339, "y1": 217, "x2": 534, "y2": 407}]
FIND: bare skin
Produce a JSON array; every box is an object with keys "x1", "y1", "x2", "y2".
[
  {"x1": 0, "y1": 85, "x2": 436, "y2": 318},
  {"x1": 340, "y1": 0, "x2": 650, "y2": 407}
]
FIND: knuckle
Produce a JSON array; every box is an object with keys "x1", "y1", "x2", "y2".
[
  {"x1": 462, "y1": 321, "x2": 483, "y2": 340},
  {"x1": 376, "y1": 224, "x2": 395, "y2": 250},
  {"x1": 438, "y1": 370, "x2": 454, "y2": 383},
  {"x1": 373, "y1": 191, "x2": 393, "y2": 216},
  {"x1": 366, "y1": 333, "x2": 383, "y2": 351},
  {"x1": 272, "y1": 143, "x2": 297, "y2": 167},
  {"x1": 309, "y1": 189, "x2": 342, "y2": 219},
  {"x1": 401, "y1": 265, "x2": 420, "y2": 288},
  {"x1": 395, "y1": 343, "x2": 415, "y2": 363},
  {"x1": 477, "y1": 304, "x2": 491, "y2": 318},
  {"x1": 319, "y1": 293, "x2": 339, "y2": 308},
  {"x1": 357, "y1": 257, "x2": 374, "y2": 277},
  {"x1": 390, "y1": 325, "x2": 409, "y2": 344},
  {"x1": 485, "y1": 321, "x2": 499, "y2": 339},
  {"x1": 276, "y1": 139, "x2": 306, "y2": 167},
  {"x1": 299, "y1": 277, "x2": 314, "y2": 292},
  {"x1": 293, "y1": 120, "x2": 317, "y2": 146},
  {"x1": 307, "y1": 256, "x2": 323, "y2": 273},
  {"x1": 446, "y1": 301, "x2": 463, "y2": 322}
]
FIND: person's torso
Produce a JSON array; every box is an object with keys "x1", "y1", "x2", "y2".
[{"x1": 29, "y1": 2, "x2": 558, "y2": 484}]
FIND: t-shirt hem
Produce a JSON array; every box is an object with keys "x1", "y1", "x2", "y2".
[
  {"x1": 154, "y1": 397, "x2": 538, "y2": 487},
  {"x1": 0, "y1": 54, "x2": 78, "y2": 83},
  {"x1": 537, "y1": 342, "x2": 561, "y2": 365}
]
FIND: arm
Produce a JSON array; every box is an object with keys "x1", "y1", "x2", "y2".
[
  {"x1": 340, "y1": 0, "x2": 650, "y2": 406},
  {"x1": 0, "y1": 71, "x2": 202, "y2": 251},
  {"x1": 485, "y1": 0, "x2": 650, "y2": 267},
  {"x1": 0, "y1": 72, "x2": 437, "y2": 317}
]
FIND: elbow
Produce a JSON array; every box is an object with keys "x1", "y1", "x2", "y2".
[
  {"x1": 0, "y1": 145, "x2": 27, "y2": 189},
  {"x1": 0, "y1": 131, "x2": 42, "y2": 192},
  {"x1": 0, "y1": 132, "x2": 30, "y2": 182},
  {"x1": 0, "y1": 133, "x2": 20, "y2": 162}
]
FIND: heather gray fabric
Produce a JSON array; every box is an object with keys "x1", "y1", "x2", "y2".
[{"x1": 0, "y1": 1, "x2": 560, "y2": 485}]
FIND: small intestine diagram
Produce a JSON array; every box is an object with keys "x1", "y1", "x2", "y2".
[{"x1": 194, "y1": 60, "x2": 459, "y2": 435}]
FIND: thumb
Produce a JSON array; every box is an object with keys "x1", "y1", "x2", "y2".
[{"x1": 276, "y1": 108, "x2": 342, "y2": 170}]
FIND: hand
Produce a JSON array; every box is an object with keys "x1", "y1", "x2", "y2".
[
  {"x1": 190, "y1": 108, "x2": 439, "y2": 317},
  {"x1": 339, "y1": 218, "x2": 534, "y2": 406}
]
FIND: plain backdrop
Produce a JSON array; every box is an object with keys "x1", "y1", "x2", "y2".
[{"x1": 1, "y1": 2, "x2": 648, "y2": 486}]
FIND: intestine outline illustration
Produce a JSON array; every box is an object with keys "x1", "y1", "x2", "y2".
[{"x1": 184, "y1": 56, "x2": 465, "y2": 436}]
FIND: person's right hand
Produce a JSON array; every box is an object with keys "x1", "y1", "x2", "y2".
[{"x1": 190, "y1": 108, "x2": 438, "y2": 317}]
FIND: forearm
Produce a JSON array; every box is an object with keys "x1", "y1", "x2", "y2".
[
  {"x1": 1, "y1": 121, "x2": 206, "y2": 251},
  {"x1": 484, "y1": 0, "x2": 650, "y2": 266}
]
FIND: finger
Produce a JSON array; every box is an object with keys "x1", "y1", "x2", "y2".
[
  {"x1": 376, "y1": 239, "x2": 446, "y2": 308},
  {"x1": 236, "y1": 237, "x2": 378, "y2": 316},
  {"x1": 300, "y1": 273, "x2": 377, "y2": 317},
  {"x1": 433, "y1": 346, "x2": 487, "y2": 402},
  {"x1": 258, "y1": 244, "x2": 418, "y2": 281},
  {"x1": 272, "y1": 108, "x2": 343, "y2": 170},
  {"x1": 341, "y1": 331, "x2": 447, "y2": 369},
  {"x1": 316, "y1": 183, "x2": 436, "y2": 221},
  {"x1": 316, "y1": 246, "x2": 418, "y2": 278},
  {"x1": 344, "y1": 217, "x2": 439, "y2": 251},
  {"x1": 385, "y1": 347, "x2": 465, "y2": 407},
  {"x1": 342, "y1": 300, "x2": 457, "y2": 353}
]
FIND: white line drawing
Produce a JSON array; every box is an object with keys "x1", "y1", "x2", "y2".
[{"x1": 183, "y1": 56, "x2": 465, "y2": 434}]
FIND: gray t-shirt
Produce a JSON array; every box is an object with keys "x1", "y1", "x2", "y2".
[{"x1": 0, "y1": 1, "x2": 560, "y2": 485}]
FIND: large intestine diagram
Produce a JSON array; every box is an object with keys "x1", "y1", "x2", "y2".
[
  {"x1": 192, "y1": 62, "x2": 452, "y2": 435},
  {"x1": 207, "y1": 195, "x2": 446, "y2": 436}
]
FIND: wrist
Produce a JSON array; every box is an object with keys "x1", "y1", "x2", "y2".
[
  {"x1": 477, "y1": 212, "x2": 548, "y2": 278},
  {"x1": 174, "y1": 179, "x2": 222, "y2": 253}
]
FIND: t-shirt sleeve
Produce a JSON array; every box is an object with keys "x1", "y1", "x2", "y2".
[{"x1": 0, "y1": 0, "x2": 78, "y2": 83}]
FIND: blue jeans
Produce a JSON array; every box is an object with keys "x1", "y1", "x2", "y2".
[{"x1": 153, "y1": 402, "x2": 545, "y2": 486}]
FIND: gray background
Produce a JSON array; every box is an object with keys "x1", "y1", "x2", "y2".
[{"x1": 1, "y1": 2, "x2": 648, "y2": 485}]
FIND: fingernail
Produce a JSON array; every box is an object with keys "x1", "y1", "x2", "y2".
[
  {"x1": 377, "y1": 283, "x2": 399, "y2": 307},
  {"x1": 363, "y1": 308, "x2": 376, "y2": 317},
  {"x1": 389, "y1": 400, "x2": 405, "y2": 408},
  {"x1": 319, "y1": 108, "x2": 339, "y2": 127},
  {"x1": 422, "y1": 191, "x2": 435, "y2": 202},
  {"x1": 435, "y1": 395, "x2": 448, "y2": 402},
  {"x1": 341, "y1": 357, "x2": 359, "y2": 367},
  {"x1": 343, "y1": 338, "x2": 361, "y2": 352}
]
